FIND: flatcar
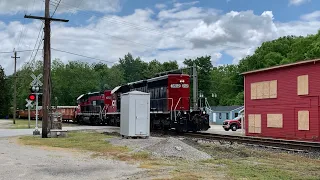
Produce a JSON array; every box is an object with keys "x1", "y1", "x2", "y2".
[{"x1": 75, "y1": 73, "x2": 210, "y2": 132}]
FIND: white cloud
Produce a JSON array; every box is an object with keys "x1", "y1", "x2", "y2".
[
  {"x1": 158, "y1": 7, "x2": 219, "y2": 20},
  {"x1": 1, "y1": 1, "x2": 320, "y2": 75},
  {"x1": 301, "y1": 11, "x2": 320, "y2": 21},
  {"x1": 289, "y1": 0, "x2": 311, "y2": 6},
  {"x1": 0, "y1": 0, "x2": 121, "y2": 15},
  {"x1": 173, "y1": 1, "x2": 199, "y2": 8},
  {"x1": 155, "y1": 4, "x2": 167, "y2": 9},
  {"x1": 186, "y1": 11, "x2": 278, "y2": 49}
]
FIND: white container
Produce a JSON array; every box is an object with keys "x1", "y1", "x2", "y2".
[{"x1": 120, "y1": 91, "x2": 150, "y2": 137}]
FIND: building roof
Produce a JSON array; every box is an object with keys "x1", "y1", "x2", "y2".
[
  {"x1": 241, "y1": 58, "x2": 320, "y2": 75},
  {"x1": 210, "y1": 106, "x2": 243, "y2": 112}
]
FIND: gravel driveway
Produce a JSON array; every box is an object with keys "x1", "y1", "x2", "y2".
[{"x1": 0, "y1": 137, "x2": 149, "y2": 180}]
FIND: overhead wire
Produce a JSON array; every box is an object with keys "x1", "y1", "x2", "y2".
[
  {"x1": 18, "y1": 0, "x2": 250, "y2": 69},
  {"x1": 14, "y1": 1, "x2": 34, "y2": 51},
  {"x1": 26, "y1": 0, "x2": 61, "y2": 67},
  {"x1": 36, "y1": 0, "x2": 249, "y2": 50},
  {"x1": 51, "y1": 48, "x2": 114, "y2": 64},
  {"x1": 0, "y1": 49, "x2": 43, "y2": 54}
]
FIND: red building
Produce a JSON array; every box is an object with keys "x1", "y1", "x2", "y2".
[{"x1": 242, "y1": 59, "x2": 320, "y2": 142}]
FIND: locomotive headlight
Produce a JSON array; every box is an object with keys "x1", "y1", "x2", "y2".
[
  {"x1": 203, "y1": 111, "x2": 206, "y2": 114},
  {"x1": 184, "y1": 111, "x2": 187, "y2": 114},
  {"x1": 179, "y1": 79, "x2": 185, "y2": 83}
]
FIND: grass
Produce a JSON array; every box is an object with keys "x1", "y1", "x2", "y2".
[
  {"x1": 9, "y1": 119, "x2": 76, "y2": 129},
  {"x1": 19, "y1": 131, "x2": 128, "y2": 155},
  {"x1": 18, "y1": 131, "x2": 320, "y2": 180},
  {"x1": 18, "y1": 131, "x2": 155, "y2": 163}
]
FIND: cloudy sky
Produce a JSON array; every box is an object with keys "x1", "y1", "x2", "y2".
[{"x1": 0, "y1": 0, "x2": 319, "y2": 75}]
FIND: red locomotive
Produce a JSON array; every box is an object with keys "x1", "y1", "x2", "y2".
[{"x1": 75, "y1": 73, "x2": 210, "y2": 132}]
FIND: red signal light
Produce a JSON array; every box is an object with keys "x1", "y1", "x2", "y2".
[{"x1": 29, "y1": 94, "x2": 36, "y2": 101}]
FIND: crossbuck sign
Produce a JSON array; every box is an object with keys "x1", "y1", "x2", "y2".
[
  {"x1": 30, "y1": 73, "x2": 43, "y2": 87},
  {"x1": 25, "y1": 99, "x2": 33, "y2": 108}
]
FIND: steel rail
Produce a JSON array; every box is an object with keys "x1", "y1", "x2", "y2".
[{"x1": 184, "y1": 132, "x2": 320, "y2": 152}]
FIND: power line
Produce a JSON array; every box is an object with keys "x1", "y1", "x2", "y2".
[
  {"x1": 24, "y1": 0, "x2": 45, "y2": 67},
  {"x1": 0, "y1": 49, "x2": 43, "y2": 54},
  {"x1": 26, "y1": 0, "x2": 61, "y2": 66},
  {"x1": 40, "y1": 0, "x2": 249, "y2": 50},
  {"x1": 51, "y1": 0, "x2": 61, "y2": 17},
  {"x1": 27, "y1": 25, "x2": 44, "y2": 65},
  {"x1": 1, "y1": 48, "x2": 114, "y2": 64},
  {"x1": 51, "y1": 48, "x2": 114, "y2": 64}
]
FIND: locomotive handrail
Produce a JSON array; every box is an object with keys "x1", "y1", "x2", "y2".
[
  {"x1": 174, "y1": 97, "x2": 190, "y2": 121},
  {"x1": 174, "y1": 97, "x2": 190, "y2": 111},
  {"x1": 150, "y1": 98, "x2": 173, "y2": 120}
]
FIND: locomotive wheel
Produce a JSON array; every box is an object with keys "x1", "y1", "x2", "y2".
[{"x1": 79, "y1": 116, "x2": 84, "y2": 125}]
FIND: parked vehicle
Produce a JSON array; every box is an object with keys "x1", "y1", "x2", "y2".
[{"x1": 222, "y1": 116, "x2": 242, "y2": 131}]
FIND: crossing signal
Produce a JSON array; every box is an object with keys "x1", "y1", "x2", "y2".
[
  {"x1": 30, "y1": 86, "x2": 41, "y2": 93},
  {"x1": 28, "y1": 94, "x2": 36, "y2": 101}
]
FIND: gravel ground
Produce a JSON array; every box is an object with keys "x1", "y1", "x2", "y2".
[
  {"x1": 0, "y1": 120, "x2": 11, "y2": 129},
  {"x1": 184, "y1": 138, "x2": 320, "y2": 159},
  {"x1": 0, "y1": 137, "x2": 155, "y2": 180},
  {"x1": 107, "y1": 136, "x2": 211, "y2": 161}
]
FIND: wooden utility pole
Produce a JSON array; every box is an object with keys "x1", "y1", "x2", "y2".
[
  {"x1": 24, "y1": 0, "x2": 68, "y2": 138},
  {"x1": 11, "y1": 51, "x2": 20, "y2": 124}
]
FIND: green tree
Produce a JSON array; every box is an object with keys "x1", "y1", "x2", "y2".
[
  {"x1": 0, "y1": 65, "x2": 10, "y2": 117},
  {"x1": 184, "y1": 56, "x2": 214, "y2": 105},
  {"x1": 118, "y1": 53, "x2": 148, "y2": 82}
]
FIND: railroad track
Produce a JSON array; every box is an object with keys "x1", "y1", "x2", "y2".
[{"x1": 184, "y1": 132, "x2": 320, "y2": 153}]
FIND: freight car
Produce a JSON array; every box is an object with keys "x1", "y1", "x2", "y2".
[
  {"x1": 75, "y1": 73, "x2": 210, "y2": 132},
  {"x1": 16, "y1": 106, "x2": 77, "y2": 122}
]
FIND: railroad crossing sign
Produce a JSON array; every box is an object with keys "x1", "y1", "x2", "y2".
[
  {"x1": 25, "y1": 99, "x2": 34, "y2": 108},
  {"x1": 30, "y1": 73, "x2": 43, "y2": 87}
]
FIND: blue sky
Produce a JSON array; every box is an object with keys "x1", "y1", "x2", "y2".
[
  {"x1": 119, "y1": 0, "x2": 318, "y2": 22},
  {"x1": 0, "y1": 0, "x2": 319, "y2": 75}
]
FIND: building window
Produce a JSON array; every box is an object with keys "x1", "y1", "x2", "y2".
[
  {"x1": 248, "y1": 114, "x2": 261, "y2": 133},
  {"x1": 251, "y1": 80, "x2": 277, "y2": 100},
  {"x1": 297, "y1": 75, "x2": 309, "y2": 95},
  {"x1": 298, "y1": 110, "x2": 309, "y2": 130},
  {"x1": 235, "y1": 113, "x2": 239, "y2": 117},
  {"x1": 267, "y1": 114, "x2": 283, "y2": 128},
  {"x1": 219, "y1": 113, "x2": 222, "y2": 119},
  {"x1": 226, "y1": 113, "x2": 229, "y2": 119}
]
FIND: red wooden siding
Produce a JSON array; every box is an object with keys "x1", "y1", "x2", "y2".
[{"x1": 244, "y1": 60, "x2": 320, "y2": 142}]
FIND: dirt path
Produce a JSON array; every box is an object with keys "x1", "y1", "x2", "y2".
[{"x1": 0, "y1": 137, "x2": 152, "y2": 180}]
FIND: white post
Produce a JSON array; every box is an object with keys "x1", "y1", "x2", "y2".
[
  {"x1": 35, "y1": 93, "x2": 38, "y2": 129},
  {"x1": 28, "y1": 106, "x2": 31, "y2": 128}
]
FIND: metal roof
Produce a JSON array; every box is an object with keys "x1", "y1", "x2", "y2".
[
  {"x1": 111, "y1": 86, "x2": 121, "y2": 94},
  {"x1": 241, "y1": 59, "x2": 320, "y2": 75},
  {"x1": 76, "y1": 94, "x2": 84, "y2": 101}
]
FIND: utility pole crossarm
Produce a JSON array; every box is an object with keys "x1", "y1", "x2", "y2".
[
  {"x1": 24, "y1": 15, "x2": 69, "y2": 22},
  {"x1": 24, "y1": 0, "x2": 68, "y2": 138}
]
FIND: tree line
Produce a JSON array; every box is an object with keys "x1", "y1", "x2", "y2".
[{"x1": 0, "y1": 30, "x2": 319, "y2": 117}]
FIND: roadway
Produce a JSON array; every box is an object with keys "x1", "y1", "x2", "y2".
[
  {"x1": 0, "y1": 120, "x2": 119, "y2": 138},
  {"x1": 0, "y1": 120, "x2": 243, "y2": 138}
]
